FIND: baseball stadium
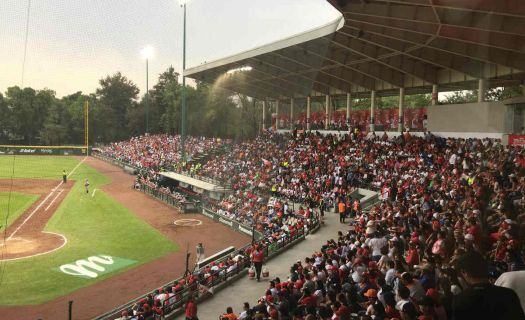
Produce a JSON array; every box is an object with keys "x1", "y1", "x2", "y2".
[{"x1": 1, "y1": 1, "x2": 525, "y2": 320}]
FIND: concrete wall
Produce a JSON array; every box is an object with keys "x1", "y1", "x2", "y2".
[{"x1": 427, "y1": 102, "x2": 508, "y2": 134}]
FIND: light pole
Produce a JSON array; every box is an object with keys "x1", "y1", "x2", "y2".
[
  {"x1": 141, "y1": 45, "x2": 154, "y2": 134},
  {"x1": 180, "y1": 0, "x2": 188, "y2": 162}
]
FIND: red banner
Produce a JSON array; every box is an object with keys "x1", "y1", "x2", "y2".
[
  {"x1": 281, "y1": 107, "x2": 426, "y2": 130},
  {"x1": 508, "y1": 135, "x2": 525, "y2": 146}
]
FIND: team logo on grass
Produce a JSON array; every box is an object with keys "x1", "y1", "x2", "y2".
[{"x1": 56, "y1": 255, "x2": 137, "y2": 279}]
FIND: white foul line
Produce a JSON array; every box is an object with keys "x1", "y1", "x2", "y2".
[
  {"x1": 45, "y1": 190, "x2": 63, "y2": 211},
  {"x1": 8, "y1": 156, "x2": 87, "y2": 240},
  {"x1": 91, "y1": 189, "x2": 97, "y2": 198}
]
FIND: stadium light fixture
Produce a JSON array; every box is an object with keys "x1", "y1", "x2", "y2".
[
  {"x1": 141, "y1": 45, "x2": 154, "y2": 60},
  {"x1": 226, "y1": 66, "x2": 253, "y2": 75}
]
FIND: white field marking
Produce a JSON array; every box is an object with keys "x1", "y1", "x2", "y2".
[
  {"x1": 91, "y1": 189, "x2": 97, "y2": 198},
  {"x1": 0, "y1": 237, "x2": 29, "y2": 247},
  {"x1": 45, "y1": 190, "x2": 63, "y2": 211},
  {"x1": 173, "y1": 218, "x2": 203, "y2": 226},
  {"x1": 8, "y1": 156, "x2": 87, "y2": 239},
  {"x1": 0, "y1": 232, "x2": 68, "y2": 262}
]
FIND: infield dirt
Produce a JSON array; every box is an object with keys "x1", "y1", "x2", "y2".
[{"x1": 0, "y1": 179, "x2": 73, "y2": 261}]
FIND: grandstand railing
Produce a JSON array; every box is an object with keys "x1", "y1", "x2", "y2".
[
  {"x1": 92, "y1": 152, "x2": 139, "y2": 172},
  {"x1": 176, "y1": 170, "x2": 232, "y2": 190},
  {"x1": 138, "y1": 183, "x2": 200, "y2": 213}
]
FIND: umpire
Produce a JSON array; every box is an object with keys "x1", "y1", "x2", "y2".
[{"x1": 62, "y1": 170, "x2": 67, "y2": 183}]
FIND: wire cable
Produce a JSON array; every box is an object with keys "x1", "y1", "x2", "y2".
[{"x1": 21, "y1": 0, "x2": 32, "y2": 87}]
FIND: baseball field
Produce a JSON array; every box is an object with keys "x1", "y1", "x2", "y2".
[{"x1": 0, "y1": 155, "x2": 179, "y2": 306}]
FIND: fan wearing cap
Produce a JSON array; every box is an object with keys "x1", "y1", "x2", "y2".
[
  {"x1": 363, "y1": 288, "x2": 378, "y2": 316},
  {"x1": 452, "y1": 251, "x2": 525, "y2": 320}
]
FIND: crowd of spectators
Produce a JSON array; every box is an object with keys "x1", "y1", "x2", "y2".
[
  {"x1": 210, "y1": 130, "x2": 525, "y2": 320},
  {"x1": 100, "y1": 133, "x2": 226, "y2": 171},
  {"x1": 105, "y1": 128, "x2": 525, "y2": 319}
]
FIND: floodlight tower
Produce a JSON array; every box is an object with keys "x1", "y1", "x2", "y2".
[
  {"x1": 180, "y1": 0, "x2": 189, "y2": 162},
  {"x1": 141, "y1": 45, "x2": 154, "y2": 134}
]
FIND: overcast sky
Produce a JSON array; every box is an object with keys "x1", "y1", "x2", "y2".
[{"x1": 0, "y1": 0, "x2": 340, "y2": 97}]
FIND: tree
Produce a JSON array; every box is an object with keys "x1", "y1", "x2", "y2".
[
  {"x1": 442, "y1": 90, "x2": 478, "y2": 104},
  {"x1": 5, "y1": 86, "x2": 53, "y2": 144},
  {"x1": 0, "y1": 93, "x2": 10, "y2": 143},
  {"x1": 151, "y1": 66, "x2": 179, "y2": 134},
  {"x1": 40, "y1": 99, "x2": 70, "y2": 145},
  {"x1": 486, "y1": 86, "x2": 523, "y2": 101},
  {"x1": 96, "y1": 72, "x2": 139, "y2": 142}
]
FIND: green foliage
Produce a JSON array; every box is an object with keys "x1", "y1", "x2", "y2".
[
  {"x1": 96, "y1": 72, "x2": 140, "y2": 142},
  {"x1": 0, "y1": 66, "x2": 259, "y2": 144}
]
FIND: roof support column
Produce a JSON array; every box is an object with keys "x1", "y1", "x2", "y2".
[
  {"x1": 262, "y1": 100, "x2": 266, "y2": 130},
  {"x1": 306, "y1": 96, "x2": 311, "y2": 131},
  {"x1": 325, "y1": 95, "x2": 330, "y2": 130},
  {"x1": 275, "y1": 100, "x2": 280, "y2": 130},
  {"x1": 431, "y1": 84, "x2": 438, "y2": 106},
  {"x1": 290, "y1": 97, "x2": 294, "y2": 130},
  {"x1": 478, "y1": 79, "x2": 487, "y2": 103},
  {"x1": 398, "y1": 88, "x2": 405, "y2": 133},
  {"x1": 370, "y1": 90, "x2": 376, "y2": 132},
  {"x1": 346, "y1": 92, "x2": 352, "y2": 130}
]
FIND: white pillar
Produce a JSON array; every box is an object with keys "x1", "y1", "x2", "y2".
[
  {"x1": 431, "y1": 84, "x2": 438, "y2": 106},
  {"x1": 275, "y1": 100, "x2": 280, "y2": 130},
  {"x1": 325, "y1": 95, "x2": 330, "y2": 130},
  {"x1": 262, "y1": 100, "x2": 266, "y2": 130},
  {"x1": 478, "y1": 78, "x2": 487, "y2": 102},
  {"x1": 306, "y1": 96, "x2": 311, "y2": 131},
  {"x1": 398, "y1": 88, "x2": 405, "y2": 133},
  {"x1": 370, "y1": 90, "x2": 376, "y2": 132},
  {"x1": 346, "y1": 92, "x2": 352, "y2": 128},
  {"x1": 290, "y1": 97, "x2": 294, "y2": 130}
]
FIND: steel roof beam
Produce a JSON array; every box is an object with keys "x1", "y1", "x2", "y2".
[
  {"x1": 362, "y1": 0, "x2": 525, "y2": 18},
  {"x1": 341, "y1": 3, "x2": 525, "y2": 36},
  {"x1": 342, "y1": 22, "x2": 487, "y2": 77},
  {"x1": 343, "y1": 19, "x2": 525, "y2": 71}
]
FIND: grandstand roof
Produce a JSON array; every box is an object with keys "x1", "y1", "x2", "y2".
[
  {"x1": 160, "y1": 172, "x2": 229, "y2": 192},
  {"x1": 185, "y1": 0, "x2": 525, "y2": 100}
]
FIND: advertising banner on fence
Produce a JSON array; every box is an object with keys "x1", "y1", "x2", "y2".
[
  {"x1": 0, "y1": 146, "x2": 87, "y2": 155},
  {"x1": 203, "y1": 208, "x2": 259, "y2": 239},
  {"x1": 508, "y1": 135, "x2": 525, "y2": 146}
]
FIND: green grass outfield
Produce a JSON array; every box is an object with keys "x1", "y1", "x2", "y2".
[
  {"x1": 0, "y1": 156, "x2": 179, "y2": 305},
  {"x1": 0, "y1": 192, "x2": 39, "y2": 229}
]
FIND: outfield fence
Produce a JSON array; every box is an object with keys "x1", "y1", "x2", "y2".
[{"x1": 0, "y1": 145, "x2": 88, "y2": 156}]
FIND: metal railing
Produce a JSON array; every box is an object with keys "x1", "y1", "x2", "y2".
[
  {"x1": 95, "y1": 220, "x2": 314, "y2": 320},
  {"x1": 92, "y1": 152, "x2": 139, "y2": 172},
  {"x1": 138, "y1": 183, "x2": 203, "y2": 213}
]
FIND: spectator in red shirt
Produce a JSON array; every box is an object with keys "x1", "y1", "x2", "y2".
[{"x1": 184, "y1": 295, "x2": 198, "y2": 320}]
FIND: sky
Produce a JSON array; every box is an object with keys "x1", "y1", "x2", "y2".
[{"x1": 0, "y1": 0, "x2": 341, "y2": 98}]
